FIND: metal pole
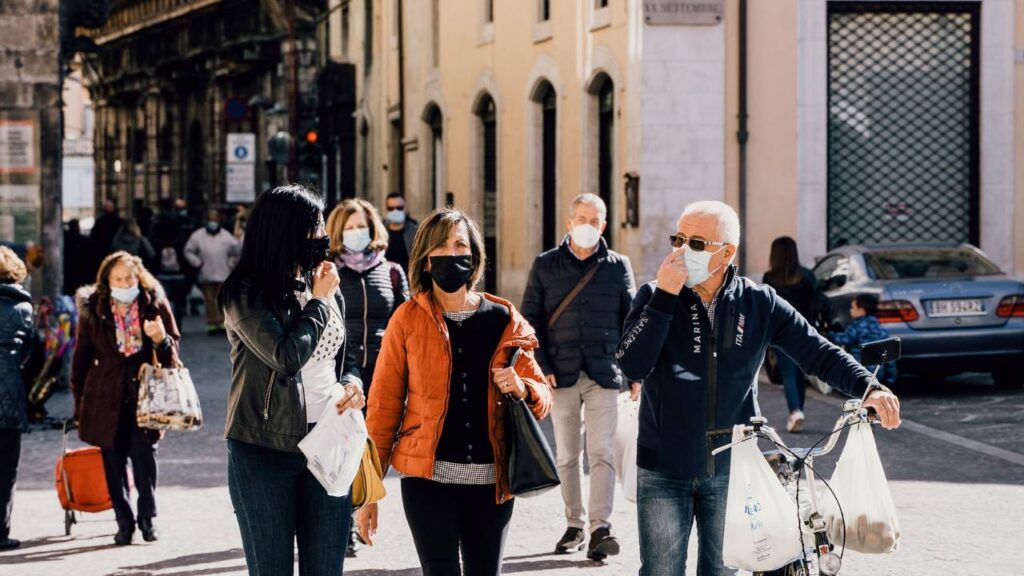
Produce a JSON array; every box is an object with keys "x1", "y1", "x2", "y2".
[{"x1": 737, "y1": 0, "x2": 749, "y2": 275}]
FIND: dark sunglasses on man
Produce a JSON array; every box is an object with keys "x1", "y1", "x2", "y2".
[{"x1": 669, "y1": 234, "x2": 728, "y2": 252}]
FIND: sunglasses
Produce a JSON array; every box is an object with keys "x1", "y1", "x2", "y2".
[{"x1": 669, "y1": 234, "x2": 728, "y2": 251}]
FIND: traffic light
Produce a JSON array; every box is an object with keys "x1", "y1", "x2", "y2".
[{"x1": 60, "y1": 0, "x2": 111, "y2": 56}]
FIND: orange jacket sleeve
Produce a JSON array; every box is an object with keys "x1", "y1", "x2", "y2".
[{"x1": 515, "y1": 347, "x2": 552, "y2": 421}]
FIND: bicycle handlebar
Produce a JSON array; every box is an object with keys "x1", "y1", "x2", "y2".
[{"x1": 711, "y1": 400, "x2": 879, "y2": 460}]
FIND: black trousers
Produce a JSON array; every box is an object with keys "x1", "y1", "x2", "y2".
[
  {"x1": 0, "y1": 429, "x2": 20, "y2": 540},
  {"x1": 401, "y1": 478, "x2": 514, "y2": 576},
  {"x1": 101, "y1": 415, "x2": 158, "y2": 531}
]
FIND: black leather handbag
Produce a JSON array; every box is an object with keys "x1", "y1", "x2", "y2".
[{"x1": 504, "y1": 348, "x2": 560, "y2": 497}]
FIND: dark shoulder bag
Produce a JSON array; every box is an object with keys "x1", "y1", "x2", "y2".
[
  {"x1": 504, "y1": 347, "x2": 560, "y2": 496},
  {"x1": 547, "y1": 261, "x2": 604, "y2": 330}
]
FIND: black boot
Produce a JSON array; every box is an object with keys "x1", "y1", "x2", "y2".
[
  {"x1": 0, "y1": 538, "x2": 21, "y2": 550},
  {"x1": 114, "y1": 527, "x2": 134, "y2": 546},
  {"x1": 138, "y1": 518, "x2": 159, "y2": 542},
  {"x1": 587, "y1": 527, "x2": 620, "y2": 561}
]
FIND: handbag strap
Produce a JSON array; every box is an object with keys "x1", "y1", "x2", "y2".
[{"x1": 547, "y1": 260, "x2": 603, "y2": 330}]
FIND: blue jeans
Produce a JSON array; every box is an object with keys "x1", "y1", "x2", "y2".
[
  {"x1": 227, "y1": 439, "x2": 352, "y2": 576},
  {"x1": 637, "y1": 468, "x2": 737, "y2": 576},
  {"x1": 775, "y1": 349, "x2": 806, "y2": 413}
]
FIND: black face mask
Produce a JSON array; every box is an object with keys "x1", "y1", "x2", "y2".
[
  {"x1": 300, "y1": 236, "x2": 331, "y2": 274},
  {"x1": 428, "y1": 255, "x2": 473, "y2": 294}
]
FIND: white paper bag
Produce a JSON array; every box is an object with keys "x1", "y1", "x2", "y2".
[
  {"x1": 723, "y1": 425, "x2": 803, "y2": 572},
  {"x1": 821, "y1": 421, "x2": 900, "y2": 553},
  {"x1": 298, "y1": 388, "x2": 368, "y2": 497},
  {"x1": 613, "y1": 393, "x2": 639, "y2": 503}
]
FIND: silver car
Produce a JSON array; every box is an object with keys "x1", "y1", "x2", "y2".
[{"x1": 812, "y1": 243, "x2": 1024, "y2": 388}]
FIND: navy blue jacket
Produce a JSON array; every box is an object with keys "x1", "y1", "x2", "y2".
[
  {"x1": 616, "y1": 267, "x2": 874, "y2": 479},
  {"x1": 521, "y1": 237, "x2": 636, "y2": 389}
]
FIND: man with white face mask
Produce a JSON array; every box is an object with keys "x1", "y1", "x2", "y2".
[
  {"x1": 521, "y1": 193, "x2": 638, "y2": 561},
  {"x1": 617, "y1": 201, "x2": 902, "y2": 575}
]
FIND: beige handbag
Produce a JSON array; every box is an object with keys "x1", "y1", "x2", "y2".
[
  {"x1": 136, "y1": 351, "x2": 203, "y2": 431},
  {"x1": 350, "y1": 437, "x2": 386, "y2": 510}
]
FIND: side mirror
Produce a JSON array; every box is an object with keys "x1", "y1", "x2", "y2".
[
  {"x1": 830, "y1": 274, "x2": 848, "y2": 290},
  {"x1": 861, "y1": 337, "x2": 901, "y2": 366}
]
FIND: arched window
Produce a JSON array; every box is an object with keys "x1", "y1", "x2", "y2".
[
  {"x1": 532, "y1": 81, "x2": 557, "y2": 250},
  {"x1": 590, "y1": 73, "x2": 615, "y2": 247},
  {"x1": 423, "y1": 104, "x2": 444, "y2": 209},
  {"x1": 475, "y1": 93, "x2": 498, "y2": 291}
]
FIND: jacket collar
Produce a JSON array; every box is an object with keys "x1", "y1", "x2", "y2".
[
  {"x1": 0, "y1": 283, "x2": 31, "y2": 305},
  {"x1": 558, "y1": 234, "x2": 609, "y2": 263},
  {"x1": 411, "y1": 291, "x2": 538, "y2": 350}
]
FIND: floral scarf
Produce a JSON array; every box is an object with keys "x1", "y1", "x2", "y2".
[
  {"x1": 111, "y1": 299, "x2": 143, "y2": 357},
  {"x1": 336, "y1": 249, "x2": 384, "y2": 274}
]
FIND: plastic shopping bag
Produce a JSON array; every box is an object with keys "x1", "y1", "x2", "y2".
[
  {"x1": 298, "y1": 388, "x2": 368, "y2": 497},
  {"x1": 723, "y1": 425, "x2": 803, "y2": 572},
  {"x1": 613, "y1": 393, "x2": 639, "y2": 503},
  {"x1": 821, "y1": 421, "x2": 900, "y2": 553}
]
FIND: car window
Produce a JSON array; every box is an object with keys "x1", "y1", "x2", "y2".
[
  {"x1": 864, "y1": 249, "x2": 1001, "y2": 280},
  {"x1": 813, "y1": 256, "x2": 842, "y2": 285}
]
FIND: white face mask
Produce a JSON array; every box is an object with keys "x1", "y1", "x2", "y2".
[
  {"x1": 683, "y1": 245, "x2": 727, "y2": 288},
  {"x1": 343, "y1": 228, "x2": 372, "y2": 253},
  {"x1": 110, "y1": 284, "x2": 140, "y2": 304},
  {"x1": 570, "y1": 224, "x2": 602, "y2": 249},
  {"x1": 386, "y1": 209, "x2": 406, "y2": 225}
]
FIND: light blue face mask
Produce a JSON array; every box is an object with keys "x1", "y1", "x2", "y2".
[
  {"x1": 110, "y1": 285, "x2": 140, "y2": 304},
  {"x1": 683, "y1": 245, "x2": 727, "y2": 288}
]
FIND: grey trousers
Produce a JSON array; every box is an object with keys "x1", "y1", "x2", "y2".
[{"x1": 551, "y1": 374, "x2": 618, "y2": 533}]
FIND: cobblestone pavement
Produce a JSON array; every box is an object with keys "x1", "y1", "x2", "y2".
[{"x1": 2, "y1": 317, "x2": 1022, "y2": 576}]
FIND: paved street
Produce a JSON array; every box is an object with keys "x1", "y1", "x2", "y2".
[{"x1": 2, "y1": 316, "x2": 1023, "y2": 576}]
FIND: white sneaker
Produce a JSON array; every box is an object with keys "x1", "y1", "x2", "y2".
[{"x1": 787, "y1": 410, "x2": 805, "y2": 433}]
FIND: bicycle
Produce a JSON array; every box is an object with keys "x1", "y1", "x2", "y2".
[{"x1": 713, "y1": 338, "x2": 900, "y2": 576}]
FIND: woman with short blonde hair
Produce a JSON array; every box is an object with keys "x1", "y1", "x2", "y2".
[
  {"x1": 325, "y1": 197, "x2": 409, "y2": 556},
  {"x1": 360, "y1": 208, "x2": 552, "y2": 575}
]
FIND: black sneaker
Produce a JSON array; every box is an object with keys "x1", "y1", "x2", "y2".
[
  {"x1": 587, "y1": 527, "x2": 620, "y2": 561},
  {"x1": 114, "y1": 528, "x2": 134, "y2": 546},
  {"x1": 138, "y1": 518, "x2": 159, "y2": 542},
  {"x1": 554, "y1": 527, "x2": 585, "y2": 554},
  {"x1": 0, "y1": 538, "x2": 20, "y2": 550}
]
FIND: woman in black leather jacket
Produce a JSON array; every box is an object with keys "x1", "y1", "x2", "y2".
[{"x1": 218, "y1": 185, "x2": 365, "y2": 576}]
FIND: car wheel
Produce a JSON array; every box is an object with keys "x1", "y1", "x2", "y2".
[{"x1": 992, "y1": 367, "x2": 1022, "y2": 389}]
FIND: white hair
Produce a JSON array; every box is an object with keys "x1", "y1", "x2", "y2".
[
  {"x1": 570, "y1": 193, "x2": 607, "y2": 222},
  {"x1": 679, "y1": 201, "x2": 741, "y2": 245}
]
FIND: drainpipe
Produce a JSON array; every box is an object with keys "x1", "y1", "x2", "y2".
[
  {"x1": 397, "y1": 0, "x2": 406, "y2": 196},
  {"x1": 737, "y1": 0, "x2": 749, "y2": 274}
]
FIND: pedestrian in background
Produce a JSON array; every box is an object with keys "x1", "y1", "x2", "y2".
[
  {"x1": 150, "y1": 205, "x2": 190, "y2": 330},
  {"x1": 326, "y1": 198, "x2": 409, "y2": 557},
  {"x1": 184, "y1": 209, "x2": 238, "y2": 334},
  {"x1": 382, "y1": 193, "x2": 419, "y2": 273},
  {"x1": 761, "y1": 236, "x2": 819, "y2": 432},
  {"x1": 111, "y1": 218, "x2": 157, "y2": 267},
  {"x1": 360, "y1": 208, "x2": 553, "y2": 576},
  {"x1": 0, "y1": 247, "x2": 34, "y2": 551},
  {"x1": 219, "y1": 185, "x2": 365, "y2": 576},
  {"x1": 829, "y1": 293, "x2": 898, "y2": 386},
  {"x1": 520, "y1": 193, "x2": 637, "y2": 560},
  {"x1": 72, "y1": 251, "x2": 180, "y2": 546},
  {"x1": 63, "y1": 219, "x2": 99, "y2": 296},
  {"x1": 90, "y1": 199, "x2": 124, "y2": 258}
]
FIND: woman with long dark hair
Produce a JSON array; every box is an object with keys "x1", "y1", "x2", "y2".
[
  {"x1": 72, "y1": 251, "x2": 179, "y2": 545},
  {"x1": 762, "y1": 236, "x2": 819, "y2": 432},
  {"x1": 359, "y1": 208, "x2": 552, "y2": 575},
  {"x1": 219, "y1": 185, "x2": 365, "y2": 575}
]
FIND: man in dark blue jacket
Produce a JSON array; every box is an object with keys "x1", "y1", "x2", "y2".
[
  {"x1": 521, "y1": 193, "x2": 637, "y2": 560},
  {"x1": 616, "y1": 201, "x2": 901, "y2": 576}
]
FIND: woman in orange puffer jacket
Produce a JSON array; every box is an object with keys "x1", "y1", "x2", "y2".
[{"x1": 359, "y1": 208, "x2": 552, "y2": 576}]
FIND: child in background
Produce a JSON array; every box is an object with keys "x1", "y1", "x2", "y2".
[{"x1": 829, "y1": 293, "x2": 898, "y2": 386}]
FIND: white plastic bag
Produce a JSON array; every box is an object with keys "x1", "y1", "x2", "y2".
[
  {"x1": 821, "y1": 421, "x2": 900, "y2": 553},
  {"x1": 723, "y1": 425, "x2": 803, "y2": 572},
  {"x1": 298, "y1": 387, "x2": 368, "y2": 497},
  {"x1": 613, "y1": 393, "x2": 639, "y2": 502}
]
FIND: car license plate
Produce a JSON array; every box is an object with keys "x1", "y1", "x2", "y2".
[{"x1": 925, "y1": 299, "x2": 986, "y2": 317}]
